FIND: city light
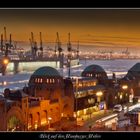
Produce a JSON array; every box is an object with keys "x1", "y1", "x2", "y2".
[
  {"x1": 96, "y1": 91, "x2": 103, "y2": 97},
  {"x1": 48, "y1": 117, "x2": 52, "y2": 130},
  {"x1": 34, "y1": 124, "x2": 38, "y2": 130},
  {"x1": 3, "y1": 58, "x2": 9, "y2": 65},
  {"x1": 3, "y1": 81, "x2": 7, "y2": 86},
  {"x1": 122, "y1": 85, "x2": 128, "y2": 90},
  {"x1": 48, "y1": 117, "x2": 52, "y2": 121},
  {"x1": 41, "y1": 120, "x2": 47, "y2": 125},
  {"x1": 120, "y1": 94, "x2": 123, "y2": 99}
]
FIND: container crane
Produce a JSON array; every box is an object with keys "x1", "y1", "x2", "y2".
[{"x1": 56, "y1": 32, "x2": 62, "y2": 57}]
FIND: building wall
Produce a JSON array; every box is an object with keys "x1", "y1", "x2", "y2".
[{"x1": 0, "y1": 99, "x2": 6, "y2": 131}]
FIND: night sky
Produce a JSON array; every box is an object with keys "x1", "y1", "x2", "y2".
[{"x1": 0, "y1": 9, "x2": 140, "y2": 50}]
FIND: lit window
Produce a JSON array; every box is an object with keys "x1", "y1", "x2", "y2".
[
  {"x1": 50, "y1": 79, "x2": 52, "y2": 83},
  {"x1": 38, "y1": 78, "x2": 40, "y2": 83},
  {"x1": 47, "y1": 79, "x2": 49, "y2": 83},
  {"x1": 35, "y1": 78, "x2": 37, "y2": 82},
  {"x1": 40, "y1": 78, "x2": 43, "y2": 83}
]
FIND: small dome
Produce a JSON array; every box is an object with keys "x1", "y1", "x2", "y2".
[
  {"x1": 32, "y1": 66, "x2": 60, "y2": 77},
  {"x1": 83, "y1": 64, "x2": 105, "y2": 73}
]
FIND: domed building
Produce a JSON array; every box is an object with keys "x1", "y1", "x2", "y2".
[
  {"x1": 125, "y1": 63, "x2": 140, "y2": 80},
  {"x1": 28, "y1": 66, "x2": 64, "y2": 99},
  {"x1": 27, "y1": 66, "x2": 74, "y2": 129},
  {"x1": 124, "y1": 63, "x2": 140, "y2": 103},
  {"x1": 0, "y1": 66, "x2": 74, "y2": 131},
  {"x1": 81, "y1": 64, "x2": 108, "y2": 84}
]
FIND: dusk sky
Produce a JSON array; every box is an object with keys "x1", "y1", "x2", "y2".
[{"x1": 1, "y1": 9, "x2": 140, "y2": 50}]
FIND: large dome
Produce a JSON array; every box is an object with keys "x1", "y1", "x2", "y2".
[
  {"x1": 81, "y1": 64, "x2": 107, "y2": 82},
  {"x1": 32, "y1": 66, "x2": 60, "y2": 77},
  {"x1": 82, "y1": 64, "x2": 105, "y2": 73}
]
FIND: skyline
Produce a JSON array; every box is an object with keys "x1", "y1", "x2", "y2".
[{"x1": 1, "y1": 9, "x2": 140, "y2": 51}]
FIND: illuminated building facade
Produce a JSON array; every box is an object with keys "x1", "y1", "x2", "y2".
[
  {"x1": 81, "y1": 64, "x2": 108, "y2": 85},
  {"x1": 0, "y1": 66, "x2": 74, "y2": 131},
  {"x1": 71, "y1": 77, "x2": 105, "y2": 119},
  {"x1": 0, "y1": 64, "x2": 137, "y2": 131}
]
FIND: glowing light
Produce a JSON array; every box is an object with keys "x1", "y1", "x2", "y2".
[
  {"x1": 48, "y1": 117, "x2": 52, "y2": 121},
  {"x1": 3, "y1": 58, "x2": 9, "y2": 65},
  {"x1": 122, "y1": 85, "x2": 128, "y2": 90},
  {"x1": 61, "y1": 113, "x2": 64, "y2": 117},
  {"x1": 28, "y1": 125, "x2": 32, "y2": 129},
  {"x1": 35, "y1": 124, "x2": 38, "y2": 130},
  {"x1": 41, "y1": 120, "x2": 47, "y2": 125},
  {"x1": 120, "y1": 94, "x2": 123, "y2": 99},
  {"x1": 96, "y1": 91, "x2": 103, "y2": 97},
  {"x1": 3, "y1": 81, "x2": 7, "y2": 86}
]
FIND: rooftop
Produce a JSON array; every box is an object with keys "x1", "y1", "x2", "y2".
[
  {"x1": 129, "y1": 63, "x2": 140, "y2": 72},
  {"x1": 82, "y1": 64, "x2": 105, "y2": 73},
  {"x1": 32, "y1": 66, "x2": 61, "y2": 77}
]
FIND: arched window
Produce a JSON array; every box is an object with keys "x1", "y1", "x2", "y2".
[
  {"x1": 35, "y1": 78, "x2": 37, "y2": 83},
  {"x1": 38, "y1": 78, "x2": 40, "y2": 83},
  {"x1": 46, "y1": 79, "x2": 49, "y2": 83},
  {"x1": 40, "y1": 78, "x2": 43, "y2": 83}
]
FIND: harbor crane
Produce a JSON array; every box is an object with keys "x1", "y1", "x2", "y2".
[{"x1": 56, "y1": 32, "x2": 63, "y2": 57}]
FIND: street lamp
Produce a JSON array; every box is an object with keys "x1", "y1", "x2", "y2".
[
  {"x1": 48, "y1": 117, "x2": 52, "y2": 130},
  {"x1": 122, "y1": 85, "x2": 128, "y2": 90},
  {"x1": 96, "y1": 91, "x2": 103, "y2": 97},
  {"x1": 3, "y1": 58, "x2": 9, "y2": 65}
]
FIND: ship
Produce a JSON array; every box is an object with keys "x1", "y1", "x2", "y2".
[{"x1": 0, "y1": 27, "x2": 80, "y2": 75}]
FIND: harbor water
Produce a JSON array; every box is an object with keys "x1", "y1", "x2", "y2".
[{"x1": 0, "y1": 59, "x2": 140, "y2": 93}]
